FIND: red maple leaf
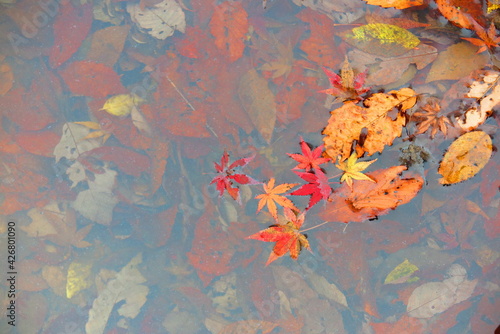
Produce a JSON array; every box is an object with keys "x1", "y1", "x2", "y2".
[
  {"x1": 287, "y1": 137, "x2": 330, "y2": 171},
  {"x1": 210, "y1": 151, "x2": 258, "y2": 203},
  {"x1": 289, "y1": 170, "x2": 332, "y2": 210},
  {"x1": 319, "y1": 63, "x2": 369, "y2": 102},
  {"x1": 246, "y1": 208, "x2": 310, "y2": 265}
]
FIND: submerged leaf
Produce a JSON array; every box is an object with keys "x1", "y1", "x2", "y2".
[{"x1": 384, "y1": 259, "x2": 419, "y2": 284}]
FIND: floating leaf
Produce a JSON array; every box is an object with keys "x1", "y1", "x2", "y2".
[
  {"x1": 342, "y1": 23, "x2": 420, "y2": 57},
  {"x1": 323, "y1": 88, "x2": 416, "y2": 162},
  {"x1": 336, "y1": 151, "x2": 377, "y2": 188},
  {"x1": 438, "y1": 131, "x2": 492, "y2": 184},
  {"x1": 364, "y1": 0, "x2": 424, "y2": 9},
  {"x1": 127, "y1": 0, "x2": 185, "y2": 40},
  {"x1": 384, "y1": 259, "x2": 419, "y2": 284},
  {"x1": 435, "y1": 0, "x2": 485, "y2": 30},
  {"x1": 256, "y1": 179, "x2": 299, "y2": 219},
  {"x1": 247, "y1": 208, "x2": 310, "y2": 265},
  {"x1": 319, "y1": 166, "x2": 423, "y2": 223}
]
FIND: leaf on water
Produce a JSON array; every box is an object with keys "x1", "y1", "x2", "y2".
[
  {"x1": 247, "y1": 208, "x2": 310, "y2": 265},
  {"x1": 319, "y1": 166, "x2": 423, "y2": 223},
  {"x1": 348, "y1": 44, "x2": 437, "y2": 86},
  {"x1": 66, "y1": 261, "x2": 92, "y2": 299},
  {"x1": 323, "y1": 88, "x2": 416, "y2": 162},
  {"x1": 255, "y1": 179, "x2": 299, "y2": 220},
  {"x1": 209, "y1": 1, "x2": 248, "y2": 62},
  {"x1": 336, "y1": 151, "x2": 377, "y2": 188},
  {"x1": 438, "y1": 131, "x2": 493, "y2": 184},
  {"x1": 238, "y1": 69, "x2": 277, "y2": 143},
  {"x1": 341, "y1": 23, "x2": 420, "y2": 57},
  {"x1": 364, "y1": 0, "x2": 424, "y2": 9},
  {"x1": 384, "y1": 259, "x2": 419, "y2": 284},
  {"x1": 86, "y1": 254, "x2": 148, "y2": 334},
  {"x1": 435, "y1": 0, "x2": 485, "y2": 30},
  {"x1": 455, "y1": 70, "x2": 499, "y2": 131},
  {"x1": 72, "y1": 166, "x2": 118, "y2": 225},
  {"x1": 127, "y1": 0, "x2": 185, "y2": 40},
  {"x1": 426, "y1": 42, "x2": 489, "y2": 83}
]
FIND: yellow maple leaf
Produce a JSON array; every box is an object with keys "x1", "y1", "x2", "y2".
[
  {"x1": 256, "y1": 178, "x2": 298, "y2": 220},
  {"x1": 336, "y1": 152, "x2": 377, "y2": 188}
]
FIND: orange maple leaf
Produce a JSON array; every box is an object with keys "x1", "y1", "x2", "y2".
[
  {"x1": 247, "y1": 208, "x2": 310, "y2": 265},
  {"x1": 255, "y1": 178, "x2": 298, "y2": 219},
  {"x1": 462, "y1": 21, "x2": 500, "y2": 54}
]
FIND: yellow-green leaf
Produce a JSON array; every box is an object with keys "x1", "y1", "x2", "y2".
[
  {"x1": 101, "y1": 93, "x2": 144, "y2": 117},
  {"x1": 66, "y1": 262, "x2": 92, "y2": 299},
  {"x1": 342, "y1": 23, "x2": 420, "y2": 57},
  {"x1": 438, "y1": 131, "x2": 492, "y2": 184},
  {"x1": 336, "y1": 152, "x2": 377, "y2": 188},
  {"x1": 384, "y1": 259, "x2": 419, "y2": 284}
]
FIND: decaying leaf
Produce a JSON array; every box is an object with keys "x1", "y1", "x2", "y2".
[
  {"x1": 407, "y1": 264, "x2": 477, "y2": 318},
  {"x1": 86, "y1": 254, "x2": 148, "y2": 334},
  {"x1": 341, "y1": 23, "x2": 420, "y2": 57},
  {"x1": 384, "y1": 259, "x2": 419, "y2": 284},
  {"x1": 72, "y1": 166, "x2": 118, "y2": 225},
  {"x1": 456, "y1": 70, "x2": 499, "y2": 131},
  {"x1": 127, "y1": 0, "x2": 185, "y2": 40},
  {"x1": 438, "y1": 131, "x2": 493, "y2": 184},
  {"x1": 53, "y1": 123, "x2": 102, "y2": 162},
  {"x1": 238, "y1": 69, "x2": 277, "y2": 143},
  {"x1": 308, "y1": 272, "x2": 348, "y2": 307},
  {"x1": 319, "y1": 166, "x2": 423, "y2": 223},
  {"x1": 87, "y1": 25, "x2": 131, "y2": 67},
  {"x1": 323, "y1": 88, "x2": 416, "y2": 162},
  {"x1": 66, "y1": 261, "x2": 92, "y2": 299}
]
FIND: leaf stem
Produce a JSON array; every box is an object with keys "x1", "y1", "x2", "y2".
[{"x1": 300, "y1": 220, "x2": 331, "y2": 232}]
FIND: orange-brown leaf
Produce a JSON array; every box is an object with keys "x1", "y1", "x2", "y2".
[
  {"x1": 364, "y1": 0, "x2": 424, "y2": 9},
  {"x1": 255, "y1": 178, "x2": 298, "y2": 219},
  {"x1": 319, "y1": 166, "x2": 423, "y2": 223},
  {"x1": 209, "y1": 2, "x2": 248, "y2": 62},
  {"x1": 247, "y1": 208, "x2": 310, "y2": 265}
]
